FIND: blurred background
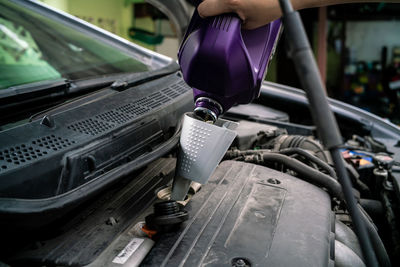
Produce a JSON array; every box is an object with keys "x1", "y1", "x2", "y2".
[{"x1": 39, "y1": 0, "x2": 400, "y2": 125}]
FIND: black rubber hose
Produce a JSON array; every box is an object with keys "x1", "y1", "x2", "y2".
[
  {"x1": 331, "y1": 149, "x2": 379, "y2": 267},
  {"x1": 238, "y1": 153, "x2": 343, "y2": 200},
  {"x1": 358, "y1": 204, "x2": 391, "y2": 267},
  {"x1": 381, "y1": 191, "x2": 400, "y2": 262},
  {"x1": 225, "y1": 148, "x2": 337, "y2": 179},
  {"x1": 278, "y1": 148, "x2": 337, "y2": 178},
  {"x1": 359, "y1": 199, "x2": 384, "y2": 219},
  {"x1": 345, "y1": 163, "x2": 371, "y2": 196}
]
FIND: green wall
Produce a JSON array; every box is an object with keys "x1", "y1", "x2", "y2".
[
  {"x1": 41, "y1": 0, "x2": 68, "y2": 11},
  {"x1": 40, "y1": 0, "x2": 155, "y2": 50}
]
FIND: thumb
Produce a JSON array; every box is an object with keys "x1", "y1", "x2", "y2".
[{"x1": 198, "y1": 0, "x2": 234, "y2": 18}]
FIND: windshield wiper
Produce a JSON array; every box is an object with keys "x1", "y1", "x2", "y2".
[
  {"x1": 0, "y1": 62, "x2": 180, "y2": 126},
  {"x1": 0, "y1": 78, "x2": 69, "y2": 107},
  {"x1": 1, "y1": 62, "x2": 180, "y2": 103},
  {"x1": 110, "y1": 61, "x2": 180, "y2": 91}
]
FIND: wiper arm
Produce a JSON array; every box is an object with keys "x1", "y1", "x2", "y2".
[
  {"x1": 110, "y1": 61, "x2": 180, "y2": 91},
  {"x1": 1, "y1": 62, "x2": 180, "y2": 103},
  {"x1": 68, "y1": 61, "x2": 179, "y2": 94},
  {"x1": 26, "y1": 63, "x2": 181, "y2": 123},
  {"x1": 0, "y1": 62, "x2": 180, "y2": 125},
  {"x1": 0, "y1": 78, "x2": 68, "y2": 106},
  {"x1": 0, "y1": 79, "x2": 70, "y2": 126}
]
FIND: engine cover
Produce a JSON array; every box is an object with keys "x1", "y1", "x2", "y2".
[{"x1": 143, "y1": 161, "x2": 335, "y2": 266}]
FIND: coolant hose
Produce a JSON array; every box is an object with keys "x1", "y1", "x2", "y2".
[
  {"x1": 238, "y1": 153, "x2": 343, "y2": 200},
  {"x1": 359, "y1": 199, "x2": 384, "y2": 219},
  {"x1": 278, "y1": 148, "x2": 337, "y2": 178},
  {"x1": 225, "y1": 148, "x2": 337, "y2": 179},
  {"x1": 358, "y1": 204, "x2": 391, "y2": 267},
  {"x1": 330, "y1": 148, "x2": 379, "y2": 267}
]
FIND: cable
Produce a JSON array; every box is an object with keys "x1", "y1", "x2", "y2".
[
  {"x1": 233, "y1": 152, "x2": 343, "y2": 200},
  {"x1": 278, "y1": 148, "x2": 337, "y2": 178},
  {"x1": 225, "y1": 148, "x2": 337, "y2": 178}
]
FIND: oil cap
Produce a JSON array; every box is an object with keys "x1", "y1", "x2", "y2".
[{"x1": 145, "y1": 200, "x2": 189, "y2": 233}]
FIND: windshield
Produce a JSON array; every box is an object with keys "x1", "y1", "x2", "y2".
[{"x1": 0, "y1": 0, "x2": 150, "y2": 90}]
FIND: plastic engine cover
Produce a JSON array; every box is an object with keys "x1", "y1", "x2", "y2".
[{"x1": 143, "y1": 160, "x2": 334, "y2": 266}]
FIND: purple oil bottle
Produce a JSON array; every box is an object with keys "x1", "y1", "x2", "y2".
[{"x1": 178, "y1": 9, "x2": 282, "y2": 122}]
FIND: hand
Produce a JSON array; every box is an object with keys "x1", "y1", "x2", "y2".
[
  {"x1": 198, "y1": 0, "x2": 285, "y2": 30},
  {"x1": 197, "y1": 0, "x2": 393, "y2": 29}
]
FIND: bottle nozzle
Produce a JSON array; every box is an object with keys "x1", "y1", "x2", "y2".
[
  {"x1": 194, "y1": 97, "x2": 223, "y2": 123},
  {"x1": 193, "y1": 107, "x2": 217, "y2": 123}
]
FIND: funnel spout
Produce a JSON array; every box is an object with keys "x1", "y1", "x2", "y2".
[{"x1": 171, "y1": 113, "x2": 238, "y2": 201}]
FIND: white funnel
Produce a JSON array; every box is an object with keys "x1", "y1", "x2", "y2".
[{"x1": 175, "y1": 113, "x2": 238, "y2": 184}]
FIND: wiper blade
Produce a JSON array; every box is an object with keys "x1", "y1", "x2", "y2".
[
  {"x1": 110, "y1": 61, "x2": 180, "y2": 91},
  {"x1": 0, "y1": 79, "x2": 70, "y2": 126},
  {"x1": 0, "y1": 79, "x2": 70, "y2": 112},
  {"x1": 25, "y1": 63, "x2": 181, "y2": 123},
  {"x1": 0, "y1": 79, "x2": 68, "y2": 100},
  {"x1": 0, "y1": 76, "x2": 111, "y2": 103},
  {"x1": 68, "y1": 62, "x2": 179, "y2": 93},
  {"x1": 1, "y1": 62, "x2": 180, "y2": 103},
  {"x1": 0, "y1": 62, "x2": 180, "y2": 125}
]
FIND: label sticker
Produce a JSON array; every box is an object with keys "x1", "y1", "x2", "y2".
[{"x1": 112, "y1": 238, "x2": 144, "y2": 265}]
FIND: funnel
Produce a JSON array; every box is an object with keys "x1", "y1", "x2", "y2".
[{"x1": 175, "y1": 113, "x2": 238, "y2": 185}]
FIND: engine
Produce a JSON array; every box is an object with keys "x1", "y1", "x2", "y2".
[
  {"x1": 3, "y1": 114, "x2": 398, "y2": 267},
  {"x1": 143, "y1": 119, "x2": 398, "y2": 267}
]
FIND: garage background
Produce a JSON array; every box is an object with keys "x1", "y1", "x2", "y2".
[{"x1": 39, "y1": 0, "x2": 400, "y2": 124}]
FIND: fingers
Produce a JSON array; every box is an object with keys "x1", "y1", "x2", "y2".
[
  {"x1": 198, "y1": 0, "x2": 235, "y2": 18},
  {"x1": 197, "y1": 0, "x2": 281, "y2": 29}
]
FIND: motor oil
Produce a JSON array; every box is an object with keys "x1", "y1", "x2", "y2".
[{"x1": 178, "y1": 9, "x2": 282, "y2": 122}]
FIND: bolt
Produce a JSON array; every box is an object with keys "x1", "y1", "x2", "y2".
[
  {"x1": 236, "y1": 259, "x2": 246, "y2": 266},
  {"x1": 232, "y1": 258, "x2": 249, "y2": 267},
  {"x1": 106, "y1": 217, "x2": 118, "y2": 226},
  {"x1": 267, "y1": 178, "x2": 281, "y2": 185}
]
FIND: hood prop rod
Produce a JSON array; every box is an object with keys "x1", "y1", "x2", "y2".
[{"x1": 277, "y1": 1, "x2": 378, "y2": 266}]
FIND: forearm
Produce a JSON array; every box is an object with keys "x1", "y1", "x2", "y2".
[
  {"x1": 295, "y1": 0, "x2": 399, "y2": 10},
  {"x1": 198, "y1": 0, "x2": 400, "y2": 29}
]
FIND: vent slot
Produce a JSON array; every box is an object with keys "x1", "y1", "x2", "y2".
[
  {"x1": 148, "y1": 92, "x2": 170, "y2": 108},
  {"x1": 133, "y1": 97, "x2": 154, "y2": 108},
  {"x1": 130, "y1": 92, "x2": 169, "y2": 109},
  {"x1": 162, "y1": 87, "x2": 181, "y2": 98},
  {"x1": 69, "y1": 80, "x2": 190, "y2": 135},
  {"x1": 162, "y1": 80, "x2": 190, "y2": 98},
  {"x1": 95, "y1": 110, "x2": 134, "y2": 124},
  {"x1": 170, "y1": 80, "x2": 190, "y2": 94},
  {"x1": 0, "y1": 144, "x2": 49, "y2": 168},
  {"x1": 32, "y1": 135, "x2": 76, "y2": 151},
  {"x1": 67, "y1": 119, "x2": 115, "y2": 136},
  {"x1": 116, "y1": 104, "x2": 149, "y2": 116}
]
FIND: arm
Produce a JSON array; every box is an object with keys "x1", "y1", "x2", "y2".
[{"x1": 198, "y1": 0, "x2": 400, "y2": 29}]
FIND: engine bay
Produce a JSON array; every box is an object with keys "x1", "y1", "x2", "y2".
[
  {"x1": 2, "y1": 1, "x2": 399, "y2": 266},
  {"x1": 3, "y1": 109, "x2": 399, "y2": 267}
]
